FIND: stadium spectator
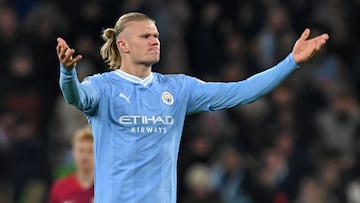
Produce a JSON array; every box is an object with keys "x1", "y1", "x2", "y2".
[{"x1": 48, "y1": 126, "x2": 94, "y2": 203}]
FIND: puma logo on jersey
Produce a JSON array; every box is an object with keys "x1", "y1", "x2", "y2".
[{"x1": 119, "y1": 93, "x2": 131, "y2": 103}]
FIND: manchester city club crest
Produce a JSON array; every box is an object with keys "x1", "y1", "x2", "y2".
[{"x1": 161, "y1": 91, "x2": 174, "y2": 105}]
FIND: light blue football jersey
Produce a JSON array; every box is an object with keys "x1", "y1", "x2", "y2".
[{"x1": 59, "y1": 53, "x2": 297, "y2": 203}]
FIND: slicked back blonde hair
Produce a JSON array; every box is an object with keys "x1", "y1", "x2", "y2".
[
  {"x1": 72, "y1": 126, "x2": 93, "y2": 145},
  {"x1": 100, "y1": 12, "x2": 155, "y2": 70}
]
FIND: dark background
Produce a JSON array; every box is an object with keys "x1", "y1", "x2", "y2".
[{"x1": 0, "y1": 0, "x2": 359, "y2": 202}]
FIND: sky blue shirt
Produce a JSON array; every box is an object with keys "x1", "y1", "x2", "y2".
[{"x1": 59, "y1": 53, "x2": 298, "y2": 203}]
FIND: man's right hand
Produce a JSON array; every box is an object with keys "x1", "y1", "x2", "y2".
[{"x1": 56, "y1": 37, "x2": 82, "y2": 69}]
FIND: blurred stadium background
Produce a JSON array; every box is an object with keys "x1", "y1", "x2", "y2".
[{"x1": 0, "y1": 0, "x2": 360, "y2": 202}]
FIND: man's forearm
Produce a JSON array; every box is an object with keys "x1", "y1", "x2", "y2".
[
  {"x1": 237, "y1": 53, "x2": 298, "y2": 104},
  {"x1": 59, "y1": 65, "x2": 86, "y2": 109}
]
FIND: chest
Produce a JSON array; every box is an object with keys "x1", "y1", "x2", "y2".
[
  {"x1": 109, "y1": 84, "x2": 177, "y2": 114},
  {"x1": 103, "y1": 82, "x2": 182, "y2": 130}
]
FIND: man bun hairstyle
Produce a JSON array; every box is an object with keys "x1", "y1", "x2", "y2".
[{"x1": 100, "y1": 12, "x2": 155, "y2": 70}]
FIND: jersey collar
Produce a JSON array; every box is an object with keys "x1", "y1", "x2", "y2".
[{"x1": 115, "y1": 69, "x2": 153, "y2": 87}]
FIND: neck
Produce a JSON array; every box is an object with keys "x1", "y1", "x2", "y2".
[
  {"x1": 119, "y1": 63, "x2": 152, "y2": 78},
  {"x1": 76, "y1": 169, "x2": 94, "y2": 189}
]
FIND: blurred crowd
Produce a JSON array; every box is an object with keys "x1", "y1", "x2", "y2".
[{"x1": 0, "y1": 0, "x2": 359, "y2": 202}]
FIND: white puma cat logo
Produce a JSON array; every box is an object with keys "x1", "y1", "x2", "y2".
[{"x1": 119, "y1": 93, "x2": 131, "y2": 103}]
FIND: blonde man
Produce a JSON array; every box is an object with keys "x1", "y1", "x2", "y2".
[
  {"x1": 49, "y1": 126, "x2": 94, "y2": 203},
  {"x1": 56, "y1": 12, "x2": 328, "y2": 203}
]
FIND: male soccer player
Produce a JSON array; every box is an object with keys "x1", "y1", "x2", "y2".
[
  {"x1": 49, "y1": 126, "x2": 94, "y2": 203},
  {"x1": 56, "y1": 12, "x2": 328, "y2": 203}
]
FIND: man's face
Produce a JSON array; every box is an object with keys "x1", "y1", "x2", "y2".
[
  {"x1": 118, "y1": 20, "x2": 160, "y2": 66},
  {"x1": 72, "y1": 139, "x2": 94, "y2": 172}
]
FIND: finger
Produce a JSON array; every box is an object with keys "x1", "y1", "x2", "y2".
[
  {"x1": 57, "y1": 44, "x2": 67, "y2": 55},
  {"x1": 73, "y1": 55, "x2": 83, "y2": 63},
  {"x1": 67, "y1": 55, "x2": 82, "y2": 68},
  {"x1": 319, "y1": 38, "x2": 328, "y2": 49},
  {"x1": 58, "y1": 46, "x2": 65, "y2": 59},
  {"x1": 58, "y1": 46, "x2": 69, "y2": 60},
  {"x1": 315, "y1": 37, "x2": 329, "y2": 49},
  {"x1": 299, "y1": 28, "x2": 310, "y2": 41},
  {"x1": 313, "y1": 37, "x2": 328, "y2": 52},
  {"x1": 64, "y1": 48, "x2": 75, "y2": 58},
  {"x1": 313, "y1": 34, "x2": 329, "y2": 41},
  {"x1": 57, "y1": 37, "x2": 70, "y2": 55},
  {"x1": 56, "y1": 44, "x2": 61, "y2": 55},
  {"x1": 59, "y1": 48, "x2": 72, "y2": 65},
  {"x1": 57, "y1": 37, "x2": 68, "y2": 47},
  {"x1": 321, "y1": 33, "x2": 329, "y2": 40},
  {"x1": 58, "y1": 44, "x2": 70, "y2": 59}
]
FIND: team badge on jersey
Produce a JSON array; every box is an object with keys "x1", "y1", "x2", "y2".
[{"x1": 162, "y1": 91, "x2": 174, "y2": 105}]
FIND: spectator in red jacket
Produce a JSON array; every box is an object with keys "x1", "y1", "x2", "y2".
[{"x1": 49, "y1": 126, "x2": 94, "y2": 203}]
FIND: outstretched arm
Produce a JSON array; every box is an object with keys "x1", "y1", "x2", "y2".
[
  {"x1": 186, "y1": 29, "x2": 329, "y2": 114},
  {"x1": 56, "y1": 37, "x2": 99, "y2": 114}
]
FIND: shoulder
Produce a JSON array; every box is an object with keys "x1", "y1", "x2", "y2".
[
  {"x1": 154, "y1": 72, "x2": 197, "y2": 83},
  {"x1": 153, "y1": 73, "x2": 207, "y2": 90},
  {"x1": 83, "y1": 71, "x2": 113, "y2": 81},
  {"x1": 81, "y1": 71, "x2": 118, "y2": 89}
]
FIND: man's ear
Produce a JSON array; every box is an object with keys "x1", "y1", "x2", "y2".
[{"x1": 117, "y1": 39, "x2": 129, "y2": 53}]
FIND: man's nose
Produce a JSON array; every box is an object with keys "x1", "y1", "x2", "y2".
[{"x1": 150, "y1": 37, "x2": 159, "y2": 45}]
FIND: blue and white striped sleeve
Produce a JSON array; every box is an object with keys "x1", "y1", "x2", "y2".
[
  {"x1": 59, "y1": 65, "x2": 99, "y2": 115},
  {"x1": 185, "y1": 53, "x2": 298, "y2": 114}
]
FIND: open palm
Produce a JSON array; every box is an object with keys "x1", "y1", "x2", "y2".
[
  {"x1": 292, "y1": 28, "x2": 329, "y2": 64},
  {"x1": 56, "y1": 37, "x2": 83, "y2": 69}
]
